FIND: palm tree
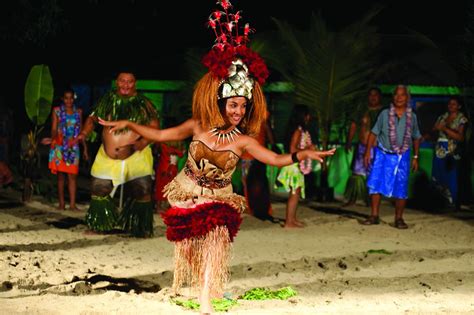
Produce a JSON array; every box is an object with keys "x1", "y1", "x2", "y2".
[
  {"x1": 174, "y1": 47, "x2": 208, "y2": 121},
  {"x1": 253, "y1": 8, "x2": 383, "y2": 199},
  {"x1": 255, "y1": 8, "x2": 383, "y2": 150}
]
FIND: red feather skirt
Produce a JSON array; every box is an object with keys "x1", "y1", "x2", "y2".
[{"x1": 161, "y1": 202, "x2": 242, "y2": 242}]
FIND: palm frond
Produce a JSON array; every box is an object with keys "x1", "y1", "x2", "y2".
[{"x1": 257, "y1": 8, "x2": 383, "y2": 148}]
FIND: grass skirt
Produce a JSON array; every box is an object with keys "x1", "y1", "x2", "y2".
[
  {"x1": 161, "y1": 202, "x2": 242, "y2": 297},
  {"x1": 119, "y1": 200, "x2": 154, "y2": 237},
  {"x1": 85, "y1": 195, "x2": 118, "y2": 232}
]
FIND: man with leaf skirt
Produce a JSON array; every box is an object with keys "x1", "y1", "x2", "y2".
[{"x1": 77, "y1": 71, "x2": 159, "y2": 237}]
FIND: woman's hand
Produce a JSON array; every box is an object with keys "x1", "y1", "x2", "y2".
[
  {"x1": 40, "y1": 137, "x2": 52, "y2": 145},
  {"x1": 98, "y1": 118, "x2": 129, "y2": 133},
  {"x1": 305, "y1": 148, "x2": 336, "y2": 163}
]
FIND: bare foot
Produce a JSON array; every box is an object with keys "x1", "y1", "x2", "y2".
[
  {"x1": 294, "y1": 219, "x2": 306, "y2": 227},
  {"x1": 68, "y1": 205, "x2": 81, "y2": 211},
  {"x1": 57, "y1": 204, "x2": 65, "y2": 210},
  {"x1": 284, "y1": 221, "x2": 304, "y2": 228}
]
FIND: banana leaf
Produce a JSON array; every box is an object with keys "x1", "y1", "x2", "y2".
[{"x1": 24, "y1": 64, "x2": 54, "y2": 125}]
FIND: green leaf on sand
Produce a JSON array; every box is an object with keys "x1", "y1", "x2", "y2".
[
  {"x1": 172, "y1": 286, "x2": 297, "y2": 311},
  {"x1": 172, "y1": 298, "x2": 238, "y2": 312},
  {"x1": 240, "y1": 286, "x2": 297, "y2": 300},
  {"x1": 172, "y1": 298, "x2": 200, "y2": 310}
]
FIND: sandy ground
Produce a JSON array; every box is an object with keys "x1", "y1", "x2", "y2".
[{"x1": 0, "y1": 188, "x2": 473, "y2": 315}]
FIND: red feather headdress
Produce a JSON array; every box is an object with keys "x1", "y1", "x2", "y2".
[
  {"x1": 192, "y1": 0, "x2": 269, "y2": 135},
  {"x1": 202, "y1": 1, "x2": 269, "y2": 88}
]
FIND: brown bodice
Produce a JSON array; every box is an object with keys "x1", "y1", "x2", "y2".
[{"x1": 183, "y1": 140, "x2": 240, "y2": 189}]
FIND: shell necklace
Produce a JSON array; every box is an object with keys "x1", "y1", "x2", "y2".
[{"x1": 209, "y1": 126, "x2": 241, "y2": 145}]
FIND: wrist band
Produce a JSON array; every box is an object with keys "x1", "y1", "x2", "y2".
[{"x1": 291, "y1": 152, "x2": 299, "y2": 163}]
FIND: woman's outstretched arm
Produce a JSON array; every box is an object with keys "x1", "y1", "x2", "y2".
[
  {"x1": 99, "y1": 118, "x2": 195, "y2": 143},
  {"x1": 242, "y1": 136, "x2": 335, "y2": 167}
]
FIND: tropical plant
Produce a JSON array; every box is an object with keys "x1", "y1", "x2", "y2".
[
  {"x1": 21, "y1": 64, "x2": 54, "y2": 202},
  {"x1": 174, "y1": 47, "x2": 208, "y2": 121},
  {"x1": 253, "y1": 8, "x2": 383, "y2": 199},
  {"x1": 254, "y1": 8, "x2": 383, "y2": 150}
]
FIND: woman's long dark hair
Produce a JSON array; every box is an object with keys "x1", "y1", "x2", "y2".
[{"x1": 284, "y1": 104, "x2": 310, "y2": 151}]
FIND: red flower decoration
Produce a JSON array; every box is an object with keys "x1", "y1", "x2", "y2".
[
  {"x1": 235, "y1": 45, "x2": 269, "y2": 85},
  {"x1": 202, "y1": 45, "x2": 269, "y2": 85},
  {"x1": 202, "y1": 46, "x2": 234, "y2": 79}
]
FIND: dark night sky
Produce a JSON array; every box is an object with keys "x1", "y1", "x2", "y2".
[{"x1": 1, "y1": 0, "x2": 470, "y2": 97}]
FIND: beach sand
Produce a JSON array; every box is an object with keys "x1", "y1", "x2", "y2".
[{"x1": 0, "y1": 189, "x2": 473, "y2": 314}]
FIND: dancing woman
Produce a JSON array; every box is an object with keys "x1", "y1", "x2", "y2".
[{"x1": 99, "y1": 1, "x2": 335, "y2": 313}]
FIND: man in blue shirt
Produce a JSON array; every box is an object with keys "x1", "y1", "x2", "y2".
[{"x1": 362, "y1": 85, "x2": 421, "y2": 229}]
